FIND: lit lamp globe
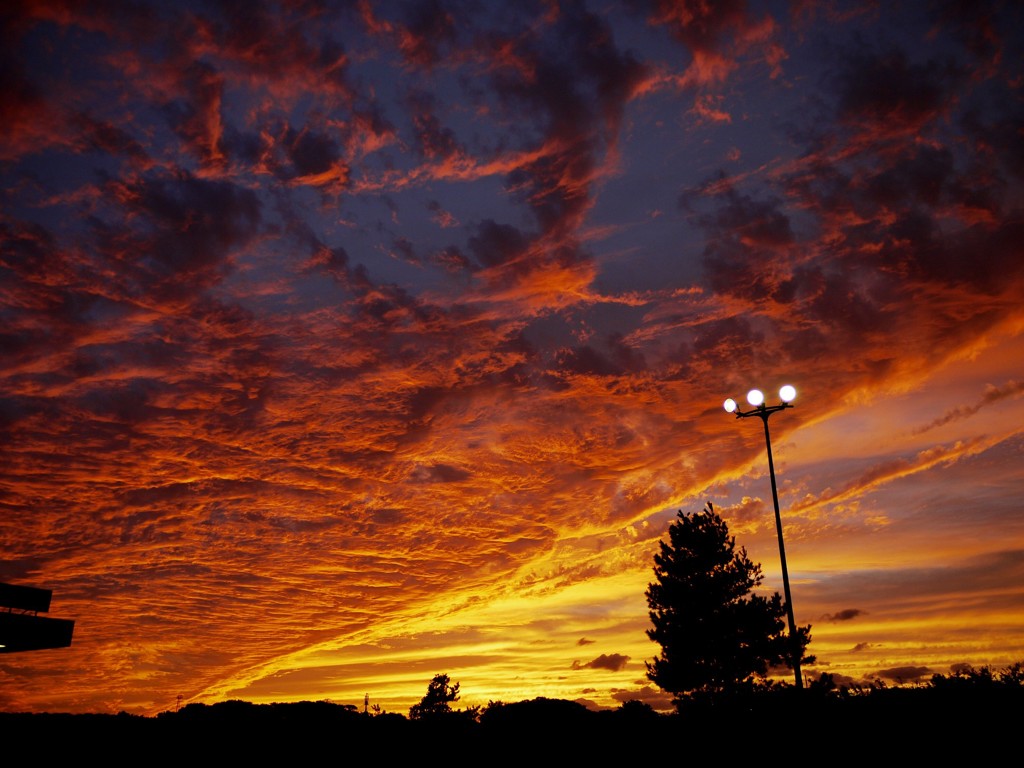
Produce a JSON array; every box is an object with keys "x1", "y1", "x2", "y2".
[
  {"x1": 780, "y1": 385, "x2": 796, "y2": 403},
  {"x1": 724, "y1": 398, "x2": 738, "y2": 413},
  {"x1": 746, "y1": 389, "x2": 764, "y2": 407}
]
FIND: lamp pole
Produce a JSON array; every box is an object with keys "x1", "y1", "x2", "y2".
[{"x1": 724, "y1": 385, "x2": 803, "y2": 690}]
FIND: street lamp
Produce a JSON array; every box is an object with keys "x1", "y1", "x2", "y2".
[{"x1": 724, "y1": 384, "x2": 803, "y2": 689}]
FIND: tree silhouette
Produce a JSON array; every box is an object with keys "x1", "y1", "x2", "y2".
[
  {"x1": 645, "y1": 502, "x2": 812, "y2": 705},
  {"x1": 409, "y1": 673, "x2": 461, "y2": 719}
]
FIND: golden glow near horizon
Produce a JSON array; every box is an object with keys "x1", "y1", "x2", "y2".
[{"x1": 2, "y1": 1, "x2": 1023, "y2": 717}]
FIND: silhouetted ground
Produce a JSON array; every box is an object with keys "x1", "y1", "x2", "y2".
[{"x1": 3, "y1": 681, "x2": 1019, "y2": 761}]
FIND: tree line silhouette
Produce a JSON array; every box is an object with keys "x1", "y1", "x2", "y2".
[{"x1": 3, "y1": 666, "x2": 1021, "y2": 759}]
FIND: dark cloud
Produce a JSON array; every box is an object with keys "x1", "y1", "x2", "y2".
[
  {"x1": 822, "y1": 672, "x2": 860, "y2": 687},
  {"x1": 639, "y1": 0, "x2": 749, "y2": 56},
  {"x1": 396, "y1": 0, "x2": 459, "y2": 69},
  {"x1": 390, "y1": 236, "x2": 420, "y2": 266},
  {"x1": 189, "y1": 0, "x2": 353, "y2": 94},
  {"x1": 915, "y1": 380, "x2": 1024, "y2": 434},
  {"x1": 698, "y1": 184, "x2": 797, "y2": 303},
  {"x1": 468, "y1": 219, "x2": 531, "y2": 270},
  {"x1": 411, "y1": 463, "x2": 473, "y2": 483},
  {"x1": 872, "y1": 665, "x2": 933, "y2": 683},
  {"x1": 573, "y1": 653, "x2": 631, "y2": 672},
  {"x1": 163, "y1": 60, "x2": 228, "y2": 169},
  {"x1": 305, "y1": 244, "x2": 350, "y2": 282},
  {"x1": 0, "y1": 48, "x2": 47, "y2": 158},
  {"x1": 407, "y1": 91, "x2": 461, "y2": 159},
  {"x1": 556, "y1": 345, "x2": 625, "y2": 377},
  {"x1": 429, "y1": 245, "x2": 472, "y2": 274},
  {"x1": 863, "y1": 144, "x2": 955, "y2": 209},
  {"x1": 559, "y1": 4, "x2": 650, "y2": 134},
  {"x1": 931, "y1": 0, "x2": 1001, "y2": 61},
  {"x1": 482, "y1": 3, "x2": 649, "y2": 244},
  {"x1": 833, "y1": 48, "x2": 960, "y2": 135},
  {"x1": 370, "y1": 508, "x2": 406, "y2": 526},
  {"x1": 0, "y1": 557, "x2": 48, "y2": 582},
  {"x1": 961, "y1": 97, "x2": 1024, "y2": 183},
  {"x1": 72, "y1": 114, "x2": 151, "y2": 167},
  {"x1": 100, "y1": 173, "x2": 262, "y2": 298},
  {"x1": 610, "y1": 685, "x2": 674, "y2": 711},
  {"x1": 287, "y1": 128, "x2": 345, "y2": 180},
  {"x1": 822, "y1": 609, "x2": 864, "y2": 622}
]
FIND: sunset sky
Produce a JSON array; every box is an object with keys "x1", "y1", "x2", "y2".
[{"x1": 2, "y1": 0, "x2": 1023, "y2": 716}]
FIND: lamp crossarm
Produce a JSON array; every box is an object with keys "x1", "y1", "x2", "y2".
[{"x1": 731, "y1": 402, "x2": 793, "y2": 419}]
